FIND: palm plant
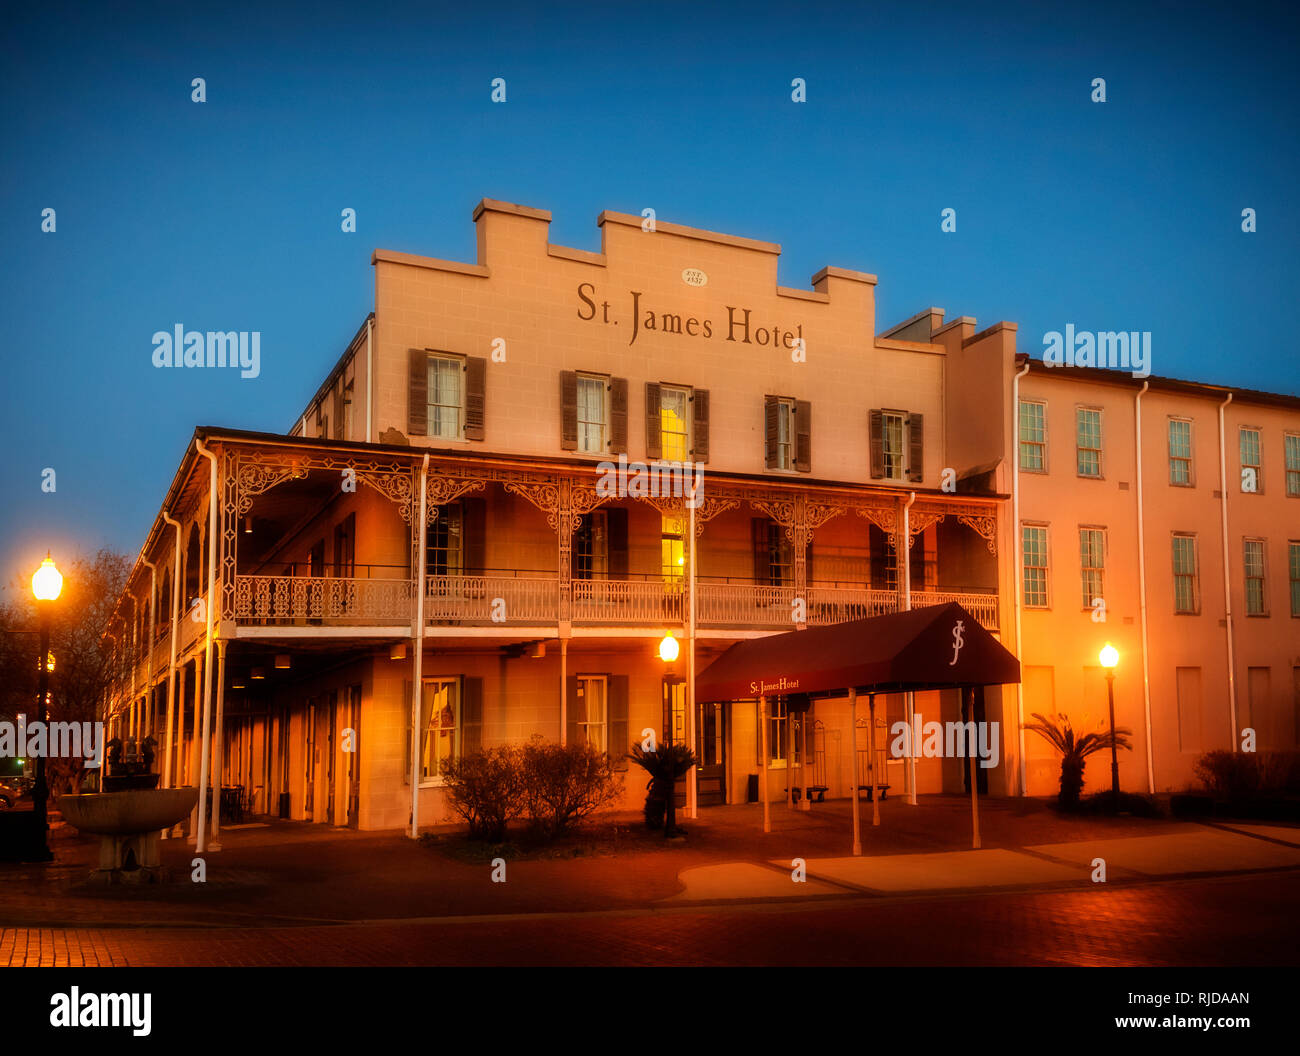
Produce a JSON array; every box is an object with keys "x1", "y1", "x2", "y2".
[
  {"x1": 1023, "y1": 712, "x2": 1132, "y2": 807},
  {"x1": 627, "y1": 743, "x2": 696, "y2": 831}
]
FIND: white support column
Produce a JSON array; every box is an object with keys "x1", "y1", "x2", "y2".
[
  {"x1": 868, "y1": 693, "x2": 880, "y2": 827},
  {"x1": 162, "y1": 513, "x2": 183, "y2": 794},
  {"x1": 209, "y1": 639, "x2": 227, "y2": 849},
  {"x1": 686, "y1": 496, "x2": 697, "y2": 820},
  {"x1": 194, "y1": 437, "x2": 219, "y2": 855},
  {"x1": 901, "y1": 492, "x2": 917, "y2": 806},
  {"x1": 559, "y1": 638, "x2": 568, "y2": 744},
  {"x1": 849, "y1": 687, "x2": 861, "y2": 856},
  {"x1": 187, "y1": 655, "x2": 202, "y2": 839},
  {"x1": 409, "y1": 454, "x2": 429, "y2": 839},
  {"x1": 798, "y1": 711, "x2": 811, "y2": 811},
  {"x1": 759, "y1": 695, "x2": 770, "y2": 834}
]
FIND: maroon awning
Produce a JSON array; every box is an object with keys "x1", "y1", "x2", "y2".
[{"x1": 695, "y1": 603, "x2": 1019, "y2": 702}]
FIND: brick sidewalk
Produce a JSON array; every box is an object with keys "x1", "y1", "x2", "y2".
[{"x1": 4, "y1": 872, "x2": 1297, "y2": 966}]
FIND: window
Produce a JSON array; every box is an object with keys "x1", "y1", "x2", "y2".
[
  {"x1": 1169, "y1": 419, "x2": 1193, "y2": 485},
  {"x1": 418, "y1": 678, "x2": 459, "y2": 782},
  {"x1": 661, "y1": 512, "x2": 685, "y2": 583},
  {"x1": 574, "y1": 510, "x2": 608, "y2": 580},
  {"x1": 1076, "y1": 408, "x2": 1102, "y2": 477},
  {"x1": 767, "y1": 522, "x2": 795, "y2": 585},
  {"x1": 1289, "y1": 541, "x2": 1300, "y2": 618},
  {"x1": 1240, "y1": 427, "x2": 1262, "y2": 492},
  {"x1": 1079, "y1": 528, "x2": 1105, "y2": 609},
  {"x1": 1286, "y1": 434, "x2": 1300, "y2": 497},
  {"x1": 427, "y1": 503, "x2": 463, "y2": 576},
  {"x1": 774, "y1": 398, "x2": 795, "y2": 470},
  {"x1": 1022, "y1": 525, "x2": 1049, "y2": 608},
  {"x1": 882, "y1": 411, "x2": 907, "y2": 480},
  {"x1": 577, "y1": 373, "x2": 608, "y2": 454},
  {"x1": 1244, "y1": 539, "x2": 1267, "y2": 616},
  {"x1": 427, "y1": 354, "x2": 464, "y2": 440},
  {"x1": 659, "y1": 385, "x2": 691, "y2": 461},
  {"x1": 768, "y1": 697, "x2": 788, "y2": 765},
  {"x1": 1019, "y1": 400, "x2": 1046, "y2": 471},
  {"x1": 1173, "y1": 534, "x2": 1199, "y2": 614},
  {"x1": 573, "y1": 676, "x2": 607, "y2": 752}
]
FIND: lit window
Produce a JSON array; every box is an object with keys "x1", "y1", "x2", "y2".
[
  {"x1": 577, "y1": 374, "x2": 608, "y2": 454},
  {"x1": 1244, "y1": 539, "x2": 1267, "y2": 616},
  {"x1": 574, "y1": 676, "x2": 607, "y2": 752},
  {"x1": 416, "y1": 678, "x2": 459, "y2": 782},
  {"x1": 1169, "y1": 419, "x2": 1192, "y2": 485},
  {"x1": 768, "y1": 698, "x2": 788, "y2": 765},
  {"x1": 660, "y1": 386, "x2": 691, "y2": 461},
  {"x1": 1076, "y1": 408, "x2": 1102, "y2": 477},
  {"x1": 1022, "y1": 525, "x2": 1049, "y2": 607},
  {"x1": 1079, "y1": 528, "x2": 1105, "y2": 609},
  {"x1": 661, "y1": 512, "x2": 685, "y2": 582},
  {"x1": 427, "y1": 354, "x2": 463, "y2": 440},
  {"x1": 1173, "y1": 534, "x2": 1198, "y2": 614},
  {"x1": 1019, "y1": 400, "x2": 1046, "y2": 471}
]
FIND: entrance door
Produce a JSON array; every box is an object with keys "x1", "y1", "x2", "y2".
[
  {"x1": 662, "y1": 677, "x2": 688, "y2": 807},
  {"x1": 345, "y1": 685, "x2": 361, "y2": 828},
  {"x1": 696, "y1": 701, "x2": 726, "y2": 805},
  {"x1": 304, "y1": 699, "x2": 317, "y2": 820}
]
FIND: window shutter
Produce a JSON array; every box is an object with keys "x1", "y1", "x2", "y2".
[
  {"x1": 907, "y1": 413, "x2": 924, "y2": 483},
  {"x1": 609, "y1": 675, "x2": 629, "y2": 770},
  {"x1": 752, "y1": 518, "x2": 771, "y2": 585},
  {"x1": 408, "y1": 351, "x2": 428, "y2": 437},
  {"x1": 869, "y1": 409, "x2": 884, "y2": 478},
  {"x1": 692, "y1": 389, "x2": 710, "y2": 462},
  {"x1": 462, "y1": 496, "x2": 486, "y2": 575},
  {"x1": 607, "y1": 507, "x2": 629, "y2": 579},
  {"x1": 461, "y1": 676, "x2": 483, "y2": 755},
  {"x1": 464, "y1": 356, "x2": 486, "y2": 440},
  {"x1": 806, "y1": 543, "x2": 814, "y2": 586},
  {"x1": 795, "y1": 400, "x2": 812, "y2": 473},
  {"x1": 610, "y1": 377, "x2": 628, "y2": 455},
  {"x1": 764, "y1": 396, "x2": 779, "y2": 468},
  {"x1": 566, "y1": 676, "x2": 580, "y2": 747},
  {"x1": 560, "y1": 371, "x2": 578, "y2": 451},
  {"x1": 645, "y1": 383, "x2": 662, "y2": 460},
  {"x1": 332, "y1": 389, "x2": 344, "y2": 440}
]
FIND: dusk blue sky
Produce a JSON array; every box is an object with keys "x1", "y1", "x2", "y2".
[{"x1": 3, "y1": 0, "x2": 1298, "y2": 591}]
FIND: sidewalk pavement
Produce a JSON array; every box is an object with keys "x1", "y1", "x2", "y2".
[{"x1": 3, "y1": 796, "x2": 1296, "y2": 928}]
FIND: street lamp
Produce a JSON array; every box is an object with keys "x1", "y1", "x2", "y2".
[
  {"x1": 1099, "y1": 643, "x2": 1120, "y2": 797},
  {"x1": 658, "y1": 634, "x2": 681, "y2": 837},
  {"x1": 30, "y1": 553, "x2": 63, "y2": 862}
]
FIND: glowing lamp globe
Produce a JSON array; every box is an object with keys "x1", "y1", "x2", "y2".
[
  {"x1": 658, "y1": 634, "x2": 680, "y2": 663},
  {"x1": 31, "y1": 555, "x2": 63, "y2": 602},
  {"x1": 1099, "y1": 644, "x2": 1119, "y2": 669}
]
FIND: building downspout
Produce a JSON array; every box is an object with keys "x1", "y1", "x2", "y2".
[
  {"x1": 161, "y1": 512, "x2": 183, "y2": 793},
  {"x1": 1011, "y1": 360, "x2": 1031, "y2": 796},
  {"x1": 901, "y1": 490, "x2": 917, "y2": 805},
  {"x1": 1217, "y1": 393, "x2": 1239, "y2": 750},
  {"x1": 409, "y1": 453, "x2": 429, "y2": 838},
  {"x1": 194, "y1": 438, "x2": 220, "y2": 854},
  {"x1": 365, "y1": 316, "x2": 374, "y2": 444},
  {"x1": 686, "y1": 491, "x2": 697, "y2": 820},
  {"x1": 1134, "y1": 382, "x2": 1155, "y2": 793}
]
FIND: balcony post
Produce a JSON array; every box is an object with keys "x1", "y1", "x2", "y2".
[{"x1": 409, "y1": 454, "x2": 429, "y2": 839}]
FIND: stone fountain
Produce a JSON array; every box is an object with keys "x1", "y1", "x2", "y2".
[{"x1": 57, "y1": 736, "x2": 197, "y2": 883}]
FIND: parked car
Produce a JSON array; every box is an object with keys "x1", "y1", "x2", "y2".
[{"x1": 0, "y1": 775, "x2": 32, "y2": 810}]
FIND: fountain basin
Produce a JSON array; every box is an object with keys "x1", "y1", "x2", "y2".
[
  {"x1": 58, "y1": 788, "x2": 197, "y2": 835},
  {"x1": 57, "y1": 788, "x2": 198, "y2": 881}
]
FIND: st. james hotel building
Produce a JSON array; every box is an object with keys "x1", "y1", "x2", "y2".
[{"x1": 102, "y1": 198, "x2": 1300, "y2": 834}]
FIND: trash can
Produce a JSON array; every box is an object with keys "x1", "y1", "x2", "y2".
[
  {"x1": 746, "y1": 774, "x2": 759, "y2": 803},
  {"x1": 278, "y1": 792, "x2": 290, "y2": 819}
]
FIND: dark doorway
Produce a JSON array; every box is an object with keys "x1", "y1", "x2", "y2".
[{"x1": 961, "y1": 686, "x2": 989, "y2": 795}]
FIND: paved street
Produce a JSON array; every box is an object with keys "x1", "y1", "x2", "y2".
[{"x1": 4, "y1": 870, "x2": 1297, "y2": 966}]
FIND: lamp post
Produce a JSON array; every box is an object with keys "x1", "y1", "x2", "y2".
[
  {"x1": 658, "y1": 633, "x2": 680, "y2": 837},
  {"x1": 1099, "y1": 643, "x2": 1120, "y2": 796},
  {"x1": 30, "y1": 554, "x2": 63, "y2": 862}
]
